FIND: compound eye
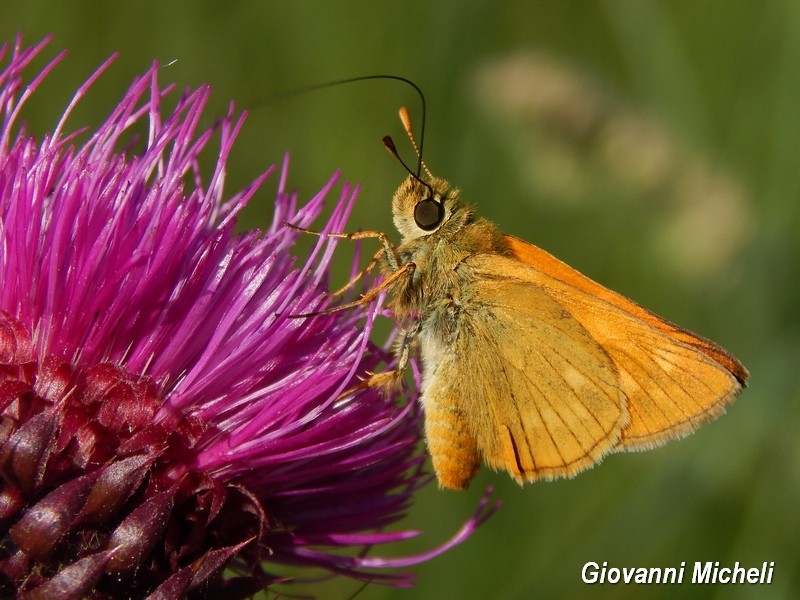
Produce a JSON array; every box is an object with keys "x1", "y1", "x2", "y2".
[{"x1": 414, "y1": 198, "x2": 444, "y2": 231}]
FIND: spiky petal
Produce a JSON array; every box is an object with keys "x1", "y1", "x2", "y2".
[{"x1": 0, "y1": 36, "x2": 497, "y2": 598}]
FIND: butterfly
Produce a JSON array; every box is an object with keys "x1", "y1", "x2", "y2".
[{"x1": 298, "y1": 106, "x2": 748, "y2": 490}]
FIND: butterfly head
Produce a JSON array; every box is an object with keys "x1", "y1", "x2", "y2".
[
  {"x1": 392, "y1": 175, "x2": 468, "y2": 242},
  {"x1": 383, "y1": 107, "x2": 469, "y2": 242}
]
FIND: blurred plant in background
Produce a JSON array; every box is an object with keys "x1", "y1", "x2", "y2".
[{"x1": 474, "y1": 51, "x2": 753, "y2": 281}]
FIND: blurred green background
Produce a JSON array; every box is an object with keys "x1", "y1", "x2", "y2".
[{"x1": 2, "y1": 2, "x2": 798, "y2": 599}]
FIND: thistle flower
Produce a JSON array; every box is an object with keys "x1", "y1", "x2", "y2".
[{"x1": 0, "y1": 36, "x2": 497, "y2": 599}]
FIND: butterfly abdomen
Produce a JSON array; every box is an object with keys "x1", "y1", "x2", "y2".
[{"x1": 424, "y1": 395, "x2": 481, "y2": 490}]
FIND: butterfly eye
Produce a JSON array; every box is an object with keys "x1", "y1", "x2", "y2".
[{"x1": 414, "y1": 198, "x2": 444, "y2": 231}]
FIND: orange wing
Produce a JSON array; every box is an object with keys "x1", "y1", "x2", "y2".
[
  {"x1": 421, "y1": 275, "x2": 629, "y2": 487},
  {"x1": 502, "y1": 234, "x2": 748, "y2": 451}
]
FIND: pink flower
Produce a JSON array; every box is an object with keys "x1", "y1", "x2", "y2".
[{"x1": 0, "y1": 36, "x2": 497, "y2": 599}]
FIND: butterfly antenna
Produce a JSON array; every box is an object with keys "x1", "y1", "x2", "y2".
[
  {"x1": 383, "y1": 135, "x2": 434, "y2": 196},
  {"x1": 399, "y1": 106, "x2": 433, "y2": 179},
  {"x1": 271, "y1": 74, "x2": 427, "y2": 177}
]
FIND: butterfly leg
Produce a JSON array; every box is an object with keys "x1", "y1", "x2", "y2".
[
  {"x1": 336, "y1": 321, "x2": 419, "y2": 401},
  {"x1": 287, "y1": 222, "x2": 422, "y2": 400},
  {"x1": 287, "y1": 222, "x2": 405, "y2": 302},
  {"x1": 291, "y1": 261, "x2": 415, "y2": 317},
  {"x1": 331, "y1": 247, "x2": 385, "y2": 298},
  {"x1": 356, "y1": 327, "x2": 414, "y2": 392},
  {"x1": 286, "y1": 223, "x2": 402, "y2": 270}
]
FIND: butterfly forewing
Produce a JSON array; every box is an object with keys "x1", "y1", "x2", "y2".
[{"x1": 482, "y1": 241, "x2": 746, "y2": 456}]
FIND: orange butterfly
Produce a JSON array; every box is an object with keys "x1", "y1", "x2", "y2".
[{"x1": 304, "y1": 107, "x2": 748, "y2": 490}]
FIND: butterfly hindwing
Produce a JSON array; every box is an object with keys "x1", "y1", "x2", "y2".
[{"x1": 420, "y1": 268, "x2": 627, "y2": 486}]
